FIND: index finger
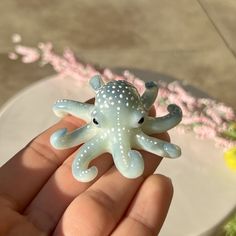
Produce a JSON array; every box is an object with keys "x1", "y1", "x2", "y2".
[{"x1": 0, "y1": 115, "x2": 84, "y2": 212}]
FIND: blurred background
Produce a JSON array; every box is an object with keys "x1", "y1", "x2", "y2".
[{"x1": 0, "y1": 0, "x2": 236, "y2": 109}]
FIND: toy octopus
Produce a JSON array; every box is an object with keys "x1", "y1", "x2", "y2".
[{"x1": 50, "y1": 75, "x2": 182, "y2": 182}]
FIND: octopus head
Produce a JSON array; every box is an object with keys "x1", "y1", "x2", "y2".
[{"x1": 90, "y1": 75, "x2": 147, "y2": 129}]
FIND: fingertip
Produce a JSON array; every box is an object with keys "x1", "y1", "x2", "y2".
[
  {"x1": 147, "y1": 174, "x2": 173, "y2": 199},
  {"x1": 137, "y1": 174, "x2": 174, "y2": 234},
  {"x1": 114, "y1": 174, "x2": 174, "y2": 236},
  {"x1": 151, "y1": 131, "x2": 170, "y2": 143},
  {"x1": 62, "y1": 115, "x2": 86, "y2": 128},
  {"x1": 149, "y1": 106, "x2": 156, "y2": 117},
  {"x1": 160, "y1": 132, "x2": 170, "y2": 142}
]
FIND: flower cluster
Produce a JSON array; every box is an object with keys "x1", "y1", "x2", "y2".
[{"x1": 9, "y1": 35, "x2": 236, "y2": 152}]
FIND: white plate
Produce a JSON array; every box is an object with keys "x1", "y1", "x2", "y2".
[{"x1": 0, "y1": 71, "x2": 235, "y2": 236}]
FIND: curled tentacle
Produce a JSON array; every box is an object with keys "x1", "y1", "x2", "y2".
[
  {"x1": 72, "y1": 135, "x2": 107, "y2": 182},
  {"x1": 134, "y1": 132, "x2": 181, "y2": 158},
  {"x1": 50, "y1": 123, "x2": 97, "y2": 149},
  {"x1": 143, "y1": 104, "x2": 182, "y2": 134},
  {"x1": 110, "y1": 136, "x2": 144, "y2": 178},
  {"x1": 53, "y1": 99, "x2": 94, "y2": 122},
  {"x1": 141, "y1": 81, "x2": 158, "y2": 110}
]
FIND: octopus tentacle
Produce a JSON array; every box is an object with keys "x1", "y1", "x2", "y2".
[
  {"x1": 53, "y1": 99, "x2": 94, "y2": 122},
  {"x1": 134, "y1": 132, "x2": 181, "y2": 158},
  {"x1": 72, "y1": 134, "x2": 106, "y2": 182},
  {"x1": 141, "y1": 81, "x2": 158, "y2": 110},
  {"x1": 143, "y1": 104, "x2": 182, "y2": 134},
  {"x1": 89, "y1": 74, "x2": 104, "y2": 91},
  {"x1": 50, "y1": 123, "x2": 97, "y2": 149},
  {"x1": 110, "y1": 135, "x2": 144, "y2": 178}
]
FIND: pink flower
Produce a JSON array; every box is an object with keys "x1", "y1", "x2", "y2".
[{"x1": 14, "y1": 45, "x2": 40, "y2": 63}]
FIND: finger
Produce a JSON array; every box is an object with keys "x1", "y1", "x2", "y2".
[
  {"x1": 149, "y1": 106, "x2": 156, "y2": 117},
  {"x1": 53, "y1": 133, "x2": 168, "y2": 236},
  {"x1": 23, "y1": 152, "x2": 114, "y2": 234},
  {"x1": 112, "y1": 174, "x2": 173, "y2": 236},
  {"x1": 0, "y1": 115, "x2": 84, "y2": 212}
]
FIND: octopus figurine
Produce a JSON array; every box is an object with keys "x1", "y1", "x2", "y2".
[{"x1": 50, "y1": 75, "x2": 182, "y2": 182}]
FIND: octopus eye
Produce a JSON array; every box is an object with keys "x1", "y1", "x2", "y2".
[
  {"x1": 138, "y1": 117, "x2": 145, "y2": 124},
  {"x1": 93, "y1": 118, "x2": 99, "y2": 125}
]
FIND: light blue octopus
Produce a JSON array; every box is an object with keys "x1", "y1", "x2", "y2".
[{"x1": 50, "y1": 75, "x2": 182, "y2": 182}]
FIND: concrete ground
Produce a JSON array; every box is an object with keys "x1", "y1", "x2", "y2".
[{"x1": 0, "y1": 0, "x2": 236, "y2": 110}]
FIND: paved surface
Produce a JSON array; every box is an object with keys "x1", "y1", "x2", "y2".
[{"x1": 0, "y1": 0, "x2": 236, "y2": 109}]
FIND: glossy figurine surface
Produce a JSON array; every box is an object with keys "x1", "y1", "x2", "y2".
[{"x1": 50, "y1": 75, "x2": 182, "y2": 182}]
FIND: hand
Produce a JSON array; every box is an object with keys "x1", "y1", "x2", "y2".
[{"x1": 0, "y1": 115, "x2": 173, "y2": 236}]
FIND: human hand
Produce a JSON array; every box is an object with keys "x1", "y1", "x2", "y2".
[{"x1": 0, "y1": 115, "x2": 173, "y2": 236}]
